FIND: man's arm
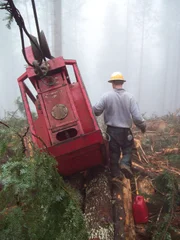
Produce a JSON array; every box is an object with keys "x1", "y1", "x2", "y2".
[
  {"x1": 92, "y1": 95, "x2": 106, "y2": 116},
  {"x1": 130, "y1": 97, "x2": 146, "y2": 133}
]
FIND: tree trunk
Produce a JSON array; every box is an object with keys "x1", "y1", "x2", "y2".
[{"x1": 84, "y1": 166, "x2": 114, "y2": 240}]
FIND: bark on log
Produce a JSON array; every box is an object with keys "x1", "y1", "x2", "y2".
[
  {"x1": 84, "y1": 166, "x2": 114, "y2": 240},
  {"x1": 112, "y1": 183, "x2": 125, "y2": 240}
]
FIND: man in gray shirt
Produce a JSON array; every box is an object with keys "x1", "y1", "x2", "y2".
[{"x1": 93, "y1": 72, "x2": 146, "y2": 180}]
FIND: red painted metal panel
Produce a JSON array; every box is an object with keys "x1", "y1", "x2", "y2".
[
  {"x1": 24, "y1": 46, "x2": 35, "y2": 65},
  {"x1": 18, "y1": 72, "x2": 28, "y2": 82},
  {"x1": 17, "y1": 46, "x2": 108, "y2": 176},
  {"x1": 48, "y1": 131, "x2": 103, "y2": 156},
  {"x1": 26, "y1": 57, "x2": 65, "y2": 79},
  {"x1": 70, "y1": 83, "x2": 95, "y2": 133},
  {"x1": 18, "y1": 81, "x2": 37, "y2": 145},
  {"x1": 56, "y1": 144, "x2": 104, "y2": 176},
  {"x1": 34, "y1": 117, "x2": 51, "y2": 148},
  {"x1": 36, "y1": 72, "x2": 64, "y2": 93},
  {"x1": 24, "y1": 83, "x2": 36, "y2": 104},
  {"x1": 41, "y1": 86, "x2": 76, "y2": 128}
]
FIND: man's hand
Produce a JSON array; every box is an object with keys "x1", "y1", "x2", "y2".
[
  {"x1": 139, "y1": 122, "x2": 146, "y2": 134},
  {"x1": 140, "y1": 123, "x2": 146, "y2": 133},
  {"x1": 136, "y1": 122, "x2": 146, "y2": 133},
  {"x1": 141, "y1": 127, "x2": 146, "y2": 134}
]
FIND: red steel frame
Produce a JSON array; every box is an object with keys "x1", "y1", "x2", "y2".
[{"x1": 17, "y1": 47, "x2": 108, "y2": 176}]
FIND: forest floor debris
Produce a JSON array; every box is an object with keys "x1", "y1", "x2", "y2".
[{"x1": 1, "y1": 111, "x2": 180, "y2": 240}]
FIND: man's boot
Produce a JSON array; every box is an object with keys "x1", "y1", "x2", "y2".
[
  {"x1": 120, "y1": 163, "x2": 133, "y2": 179},
  {"x1": 111, "y1": 171, "x2": 124, "y2": 183}
]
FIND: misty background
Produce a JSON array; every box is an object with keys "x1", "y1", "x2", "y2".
[{"x1": 0, "y1": 0, "x2": 180, "y2": 118}]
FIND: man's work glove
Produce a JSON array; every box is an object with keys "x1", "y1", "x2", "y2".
[
  {"x1": 141, "y1": 126, "x2": 146, "y2": 133},
  {"x1": 140, "y1": 122, "x2": 146, "y2": 133},
  {"x1": 136, "y1": 121, "x2": 146, "y2": 133}
]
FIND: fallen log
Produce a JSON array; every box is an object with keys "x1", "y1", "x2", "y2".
[
  {"x1": 122, "y1": 178, "x2": 136, "y2": 240},
  {"x1": 149, "y1": 159, "x2": 180, "y2": 177},
  {"x1": 132, "y1": 162, "x2": 158, "y2": 179},
  {"x1": 132, "y1": 154, "x2": 180, "y2": 178},
  {"x1": 111, "y1": 182, "x2": 125, "y2": 240},
  {"x1": 156, "y1": 147, "x2": 180, "y2": 155},
  {"x1": 84, "y1": 166, "x2": 114, "y2": 240}
]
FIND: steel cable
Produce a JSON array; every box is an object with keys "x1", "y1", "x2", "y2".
[{"x1": 0, "y1": 0, "x2": 45, "y2": 66}]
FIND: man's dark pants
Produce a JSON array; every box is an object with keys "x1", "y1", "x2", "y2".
[{"x1": 106, "y1": 126, "x2": 134, "y2": 178}]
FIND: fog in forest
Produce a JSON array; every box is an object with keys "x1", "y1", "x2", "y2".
[{"x1": 1, "y1": 0, "x2": 180, "y2": 118}]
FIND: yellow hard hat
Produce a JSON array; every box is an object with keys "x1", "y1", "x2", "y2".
[{"x1": 108, "y1": 72, "x2": 126, "y2": 83}]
